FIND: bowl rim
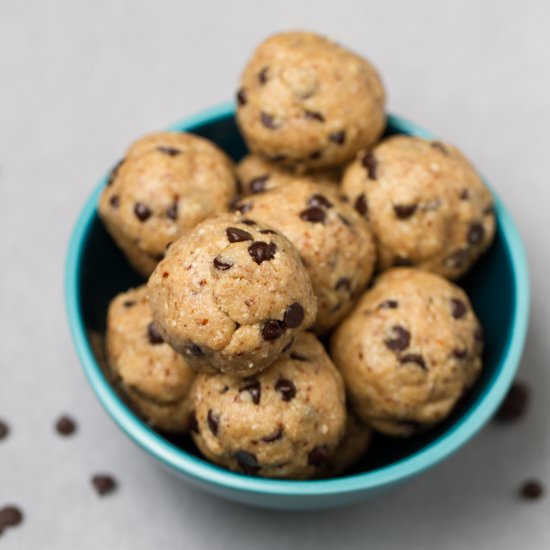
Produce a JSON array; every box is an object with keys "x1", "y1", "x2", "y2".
[{"x1": 65, "y1": 102, "x2": 530, "y2": 498}]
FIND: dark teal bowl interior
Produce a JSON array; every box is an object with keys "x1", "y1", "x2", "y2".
[{"x1": 73, "y1": 110, "x2": 526, "y2": 480}]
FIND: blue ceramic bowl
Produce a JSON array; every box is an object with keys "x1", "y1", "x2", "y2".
[{"x1": 66, "y1": 103, "x2": 529, "y2": 510}]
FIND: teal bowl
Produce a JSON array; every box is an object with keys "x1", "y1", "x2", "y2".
[{"x1": 65, "y1": 102, "x2": 530, "y2": 510}]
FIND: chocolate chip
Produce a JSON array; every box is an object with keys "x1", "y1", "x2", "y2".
[
  {"x1": 91, "y1": 474, "x2": 117, "y2": 496},
  {"x1": 248, "y1": 241, "x2": 277, "y2": 264},
  {"x1": 233, "y1": 201, "x2": 252, "y2": 214},
  {"x1": 335, "y1": 277, "x2": 352, "y2": 292},
  {"x1": 308, "y1": 445, "x2": 329, "y2": 466},
  {"x1": 452, "y1": 348, "x2": 468, "y2": 359},
  {"x1": 451, "y1": 298, "x2": 467, "y2": 319},
  {"x1": 290, "y1": 352, "x2": 309, "y2": 362},
  {"x1": 123, "y1": 300, "x2": 135, "y2": 308},
  {"x1": 0, "y1": 505, "x2": 23, "y2": 531},
  {"x1": 236, "y1": 88, "x2": 247, "y2": 106},
  {"x1": 394, "y1": 255, "x2": 414, "y2": 267},
  {"x1": 300, "y1": 206, "x2": 325, "y2": 223},
  {"x1": 400, "y1": 353, "x2": 427, "y2": 369},
  {"x1": 309, "y1": 150, "x2": 322, "y2": 160},
  {"x1": 308, "y1": 194, "x2": 333, "y2": 209},
  {"x1": 355, "y1": 194, "x2": 368, "y2": 216},
  {"x1": 262, "y1": 320, "x2": 284, "y2": 341},
  {"x1": 519, "y1": 480, "x2": 544, "y2": 500},
  {"x1": 460, "y1": 189, "x2": 470, "y2": 200},
  {"x1": 241, "y1": 219, "x2": 256, "y2": 226},
  {"x1": 259, "y1": 229, "x2": 278, "y2": 235},
  {"x1": 260, "y1": 112, "x2": 278, "y2": 129},
  {"x1": 207, "y1": 410, "x2": 219, "y2": 435},
  {"x1": 394, "y1": 204, "x2": 418, "y2": 219},
  {"x1": 329, "y1": 130, "x2": 346, "y2": 145},
  {"x1": 495, "y1": 381, "x2": 529, "y2": 423},
  {"x1": 275, "y1": 378, "x2": 296, "y2": 401},
  {"x1": 385, "y1": 325, "x2": 411, "y2": 351},
  {"x1": 134, "y1": 202, "x2": 152, "y2": 222},
  {"x1": 213, "y1": 256, "x2": 233, "y2": 271},
  {"x1": 444, "y1": 248, "x2": 470, "y2": 269},
  {"x1": 188, "y1": 410, "x2": 199, "y2": 433},
  {"x1": 147, "y1": 322, "x2": 164, "y2": 344},
  {"x1": 166, "y1": 202, "x2": 178, "y2": 220},
  {"x1": 187, "y1": 343, "x2": 203, "y2": 356},
  {"x1": 262, "y1": 426, "x2": 283, "y2": 443},
  {"x1": 249, "y1": 175, "x2": 269, "y2": 194},
  {"x1": 234, "y1": 450, "x2": 261, "y2": 475},
  {"x1": 55, "y1": 415, "x2": 77, "y2": 436},
  {"x1": 258, "y1": 66, "x2": 268, "y2": 84},
  {"x1": 226, "y1": 227, "x2": 253, "y2": 243},
  {"x1": 0, "y1": 420, "x2": 9, "y2": 441},
  {"x1": 362, "y1": 151, "x2": 378, "y2": 179},
  {"x1": 239, "y1": 380, "x2": 261, "y2": 405},
  {"x1": 431, "y1": 141, "x2": 449, "y2": 155},
  {"x1": 109, "y1": 195, "x2": 120, "y2": 208},
  {"x1": 158, "y1": 146, "x2": 181, "y2": 156},
  {"x1": 468, "y1": 222, "x2": 485, "y2": 245},
  {"x1": 283, "y1": 303, "x2": 304, "y2": 328},
  {"x1": 379, "y1": 300, "x2": 399, "y2": 310},
  {"x1": 305, "y1": 110, "x2": 325, "y2": 122}
]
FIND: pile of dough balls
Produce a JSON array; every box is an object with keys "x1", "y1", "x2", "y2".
[{"x1": 99, "y1": 30, "x2": 495, "y2": 479}]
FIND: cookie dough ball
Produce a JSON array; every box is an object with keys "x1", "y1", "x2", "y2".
[
  {"x1": 99, "y1": 132, "x2": 237, "y2": 276},
  {"x1": 236, "y1": 31, "x2": 385, "y2": 172},
  {"x1": 190, "y1": 332, "x2": 346, "y2": 479},
  {"x1": 148, "y1": 213, "x2": 317, "y2": 376},
  {"x1": 106, "y1": 286, "x2": 196, "y2": 433},
  {"x1": 236, "y1": 154, "x2": 340, "y2": 196},
  {"x1": 331, "y1": 268, "x2": 484, "y2": 436},
  {"x1": 233, "y1": 180, "x2": 376, "y2": 333},
  {"x1": 342, "y1": 136, "x2": 496, "y2": 279}
]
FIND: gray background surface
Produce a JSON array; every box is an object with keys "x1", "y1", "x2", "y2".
[{"x1": 1, "y1": 1, "x2": 549, "y2": 548}]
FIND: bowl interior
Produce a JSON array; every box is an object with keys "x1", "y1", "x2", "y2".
[{"x1": 74, "y1": 110, "x2": 522, "y2": 481}]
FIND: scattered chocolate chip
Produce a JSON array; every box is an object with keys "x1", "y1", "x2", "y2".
[
  {"x1": 309, "y1": 150, "x2": 322, "y2": 160},
  {"x1": 394, "y1": 204, "x2": 418, "y2": 219},
  {"x1": 300, "y1": 206, "x2": 326, "y2": 223},
  {"x1": 308, "y1": 194, "x2": 333, "y2": 209},
  {"x1": 249, "y1": 175, "x2": 269, "y2": 194},
  {"x1": 385, "y1": 325, "x2": 411, "y2": 351},
  {"x1": 283, "y1": 303, "x2": 304, "y2": 328},
  {"x1": 233, "y1": 201, "x2": 252, "y2": 214},
  {"x1": 236, "y1": 88, "x2": 247, "y2": 106},
  {"x1": 122, "y1": 300, "x2": 135, "y2": 308},
  {"x1": 329, "y1": 130, "x2": 346, "y2": 145},
  {"x1": 0, "y1": 505, "x2": 23, "y2": 532},
  {"x1": 304, "y1": 110, "x2": 325, "y2": 122},
  {"x1": 289, "y1": 352, "x2": 309, "y2": 362},
  {"x1": 444, "y1": 248, "x2": 470, "y2": 269},
  {"x1": 106, "y1": 159, "x2": 124, "y2": 186},
  {"x1": 308, "y1": 445, "x2": 330, "y2": 466},
  {"x1": 134, "y1": 202, "x2": 152, "y2": 222},
  {"x1": 147, "y1": 322, "x2": 164, "y2": 344},
  {"x1": 188, "y1": 410, "x2": 199, "y2": 433},
  {"x1": 275, "y1": 378, "x2": 296, "y2": 401},
  {"x1": 431, "y1": 141, "x2": 449, "y2": 154},
  {"x1": 495, "y1": 381, "x2": 529, "y2": 422},
  {"x1": 187, "y1": 343, "x2": 203, "y2": 356},
  {"x1": 260, "y1": 112, "x2": 278, "y2": 129},
  {"x1": 207, "y1": 410, "x2": 219, "y2": 435},
  {"x1": 262, "y1": 320, "x2": 284, "y2": 341},
  {"x1": 451, "y1": 298, "x2": 467, "y2": 319},
  {"x1": 460, "y1": 189, "x2": 470, "y2": 200},
  {"x1": 166, "y1": 202, "x2": 178, "y2": 220},
  {"x1": 452, "y1": 348, "x2": 468, "y2": 359},
  {"x1": 519, "y1": 480, "x2": 544, "y2": 500},
  {"x1": 468, "y1": 222, "x2": 485, "y2": 245},
  {"x1": 352, "y1": 195, "x2": 368, "y2": 219},
  {"x1": 394, "y1": 255, "x2": 414, "y2": 267},
  {"x1": 234, "y1": 450, "x2": 261, "y2": 475},
  {"x1": 109, "y1": 195, "x2": 120, "y2": 208},
  {"x1": 362, "y1": 151, "x2": 378, "y2": 179},
  {"x1": 157, "y1": 146, "x2": 181, "y2": 156},
  {"x1": 335, "y1": 277, "x2": 352, "y2": 292},
  {"x1": 262, "y1": 427, "x2": 283, "y2": 443},
  {"x1": 213, "y1": 256, "x2": 233, "y2": 271},
  {"x1": 379, "y1": 299, "x2": 398, "y2": 309},
  {"x1": 91, "y1": 475, "x2": 117, "y2": 496},
  {"x1": 248, "y1": 241, "x2": 277, "y2": 264},
  {"x1": 258, "y1": 66, "x2": 268, "y2": 84},
  {"x1": 0, "y1": 420, "x2": 8, "y2": 441},
  {"x1": 226, "y1": 227, "x2": 253, "y2": 243},
  {"x1": 55, "y1": 415, "x2": 77, "y2": 436},
  {"x1": 338, "y1": 214, "x2": 352, "y2": 227},
  {"x1": 259, "y1": 228, "x2": 278, "y2": 235},
  {"x1": 400, "y1": 353, "x2": 427, "y2": 369},
  {"x1": 239, "y1": 380, "x2": 261, "y2": 405}
]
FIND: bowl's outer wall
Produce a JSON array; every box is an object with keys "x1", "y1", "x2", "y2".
[{"x1": 66, "y1": 103, "x2": 530, "y2": 510}]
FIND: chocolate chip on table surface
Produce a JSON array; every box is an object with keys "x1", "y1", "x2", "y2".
[
  {"x1": 166, "y1": 202, "x2": 178, "y2": 220},
  {"x1": 239, "y1": 380, "x2": 261, "y2": 405},
  {"x1": 91, "y1": 474, "x2": 117, "y2": 496},
  {"x1": 213, "y1": 256, "x2": 233, "y2": 271},
  {"x1": 308, "y1": 194, "x2": 333, "y2": 209},
  {"x1": 147, "y1": 322, "x2": 164, "y2": 345},
  {"x1": 55, "y1": 415, "x2": 77, "y2": 436},
  {"x1": 385, "y1": 325, "x2": 411, "y2": 351},
  {"x1": 234, "y1": 450, "x2": 261, "y2": 475},
  {"x1": 362, "y1": 151, "x2": 378, "y2": 179},
  {"x1": 157, "y1": 145, "x2": 181, "y2": 156},
  {"x1": 495, "y1": 381, "x2": 529, "y2": 422},
  {"x1": 304, "y1": 110, "x2": 325, "y2": 122},
  {"x1": 378, "y1": 299, "x2": 398, "y2": 309},
  {"x1": 260, "y1": 112, "x2": 278, "y2": 129},
  {"x1": 0, "y1": 420, "x2": 9, "y2": 441},
  {"x1": 300, "y1": 206, "x2": 326, "y2": 223},
  {"x1": 134, "y1": 202, "x2": 152, "y2": 222},
  {"x1": 450, "y1": 298, "x2": 467, "y2": 319},
  {"x1": 308, "y1": 445, "x2": 330, "y2": 466},
  {"x1": 329, "y1": 130, "x2": 346, "y2": 145},
  {"x1": 275, "y1": 378, "x2": 296, "y2": 401},
  {"x1": 109, "y1": 195, "x2": 120, "y2": 208},
  {"x1": 355, "y1": 194, "x2": 368, "y2": 216},
  {"x1": 289, "y1": 352, "x2": 309, "y2": 362},
  {"x1": 248, "y1": 241, "x2": 277, "y2": 264},
  {"x1": 283, "y1": 303, "x2": 304, "y2": 328},
  {"x1": 519, "y1": 479, "x2": 544, "y2": 501},
  {"x1": 262, "y1": 320, "x2": 284, "y2": 341},
  {"x1": 431, "y1": 141, "x2": 449, "y2": 155},
  {"x1": 467, "y1": 222, "x2": 485, "y2": 245},
  {"x1": 400, "y1": 353, "x2": 427, "y2": 369},
  {"x1": 262, "y1": 426, "x2": 283, "y2": 443},
  {"x1": 207, "y1": 410, "x2": 220, "y2": 435},
  {"x1": 394, "y1": 204, "x2": 418, "y2": 219},
  {"x1": 248, "y1": 175, "x2": 269, "y2": 194},
  {"x1": 236, "y1": 88, "x2": 247, "y2": 106},
  {"x1": 226, "y1": 226, "x2": 253, "y2": 243},
  {"x1": 0, "y1": 505, "x2": 24, "y2": 535}
]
